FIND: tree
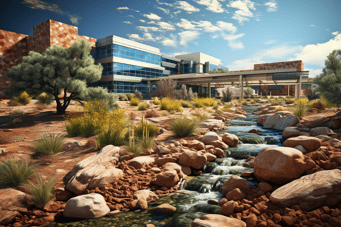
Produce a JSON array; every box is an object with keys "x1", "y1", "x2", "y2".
[
  {"x1": 209, "y1": 68, "x2": 229, "y2": 74},
  {"x1": 222, "y1": 86, "x2": 234, "y2": 102},
  {"x1": 4, "y1": 39, "x2": 117, "y2": 114},
  {"x1": 244, "y1": 87, "x2": 253, "y2": 97},
  {"x1": 314, "y1": 50, "x2": 341, "y2": 104},
  {"x1": 156, "y1": 77, "x2": 177, "y2": 98}
]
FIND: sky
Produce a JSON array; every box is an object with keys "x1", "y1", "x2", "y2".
[{"x1": 1, "y1": 0, "x2": 341, "y2": 77}]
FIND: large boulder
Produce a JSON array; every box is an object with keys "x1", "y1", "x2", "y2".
[
  {"x1": 198, "y1": 119, "x2": 225, "y2": 130},
  {"x1": 254, "y1": 147, "x2": 316, "y2": 184},
  {"x1": 133, "y1": 190, "x2": 159, "y2": 202},
  {"x1": 283, "y1": 128, "x2": 301, "y2": 139},
  {"x1": 63, "y1": 193, "x2": 110, "y2": 218},
  {"x1": 222, "y1": 133, "x2": 239, "y2": 147},
  {"x1": 163, "y1": 162, "x2": 186, "y2": 179},
  {"x1": 221, "y1": 176, "x2": 251, "y2": 195},
  {"x1": 0, "y1": 189, "x2": 26, "y2": 225},
  {"x1": 256, "y1": 114, "x2": 272, "y2": 126},
  {"x1": 179, "y1": 150, "x2": 207, "y2": 169},
  {"x1": 209, "y1": 140, "x2": 229, "y2": 149},
  {"x1": 283, "y1": 136, "x2": 321, "y2": 152},
  {"x1": 270, "y1": 169, "x2": 341, "y2": 211},
  {"x1": 263, "y1": 113, "x2": 281, "y2": 129},
  {"x1": 272, "y1": 115, "x2": 300, "y2": 130},
  {"x1": 192, "y1": 214, "x2": 246, "y2": 227},
  {"x1": 310, "y1": 127, "x2": 334, "y2": 136},
  {"x1": 127, "y1": 156, "x2": 155, "y2": 169},
  {"x1": 201, "y1": 132, "x2": 220, "y2": 145},
  {"x1": 151, "y1": 170, "x2": 179, "y2": 187},
  {"x1": 63, "y1": 145, "x2": 123, "y2": 195}
]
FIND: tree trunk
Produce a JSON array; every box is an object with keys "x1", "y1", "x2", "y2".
[{"x1": 56, "y1": 104, "x2": 67, "y2": 115}]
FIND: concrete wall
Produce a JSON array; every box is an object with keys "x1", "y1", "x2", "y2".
[{"x1": 0, "y1": 19, "x2": 96, "y2": 99}]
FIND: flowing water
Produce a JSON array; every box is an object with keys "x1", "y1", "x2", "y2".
[{"x1": 54, "y1": 106, "x2": 283, "y2": 227}]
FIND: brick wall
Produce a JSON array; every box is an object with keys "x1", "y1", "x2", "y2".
[
  {"x1": 254, "y1": 60, "x2": 304, "y2": 72},
  {"x1": 0, "y1": 19, "x2": 96, "y2": 99}
]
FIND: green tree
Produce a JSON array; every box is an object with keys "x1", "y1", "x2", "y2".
[
  {"x1": 209, "y1": 68, "x2": 229, "y2": 74},
  {"x1": 244, "y1": 87, "x2": 253, "y2": 96},
  {"x1": 314, "y1": 50, "x2": 341, "y2": 104},
  {"x1": 4, "y1": 39, "x2": 117, "y2": 114}
]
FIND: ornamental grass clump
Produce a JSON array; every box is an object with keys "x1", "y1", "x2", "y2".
[
  {"x1": 293, "y1": 98, "x2": 309, "y2": 118},
  {"x1": 135, "y1": 117, "x2": 159, "y2": 138},
  {"x1": 138, "y1": 101, "x2": 150, "y2": 110},
  {"x1": 193, "y1": 98, "x2": 215, "y2": 108},
  {"x1": 34, "y1": 134, "x2": 64, "y2": 156},
  {"x1": 171, "y1": 117, "x2": 198, "y2": 138},
  {"x1": 192, "y1": 111, "x2": 210, "y2": 122},
  {"x1": 160, "y1": 98, "x2": 182, "y2": 112},
  {"x1": 130, "y1": 97, "x2": 140, "y2": 106},
  {"x1": 97, "y1": 126, "x2": 126, "y2": 147},
  {"x1": 26, "y1": 176, "x2": 54, "y2": 207},
  {"x1": 0, "y1": 159, "x2": 35, "y2": 188},
  {"x1": 124, "y1": 125, "x2": 142, "y2": 156}
]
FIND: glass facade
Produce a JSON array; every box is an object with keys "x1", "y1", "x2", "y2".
[
  {"x1": 96, "y1": 44, "x2": 161, "y2": 65},
  {"x1": 89, "y1": 81, "x2": 150, "y2": 94},
  {"x1": 181, "y1": 62, "x2": 196, "y2": 74},
  {"x1": 269, "y1": 85, "x2": 283, "y2": 89},
  {"x1": 162, "y1": 57, "x2": 179, "y2": 75},
  {"x1": 101, "y1": 62, "x2": 165, "y2": 78}
]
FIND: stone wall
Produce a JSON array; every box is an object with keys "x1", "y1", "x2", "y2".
[
  {"x1": 258, "y1": 85, "x2": 296, "y2": 96},
  {"x1": 0, "y1": 20, "x2": 96, "y2": 99},
  {"x1": 254, "y1": 60, "x2": 304, "y2": 72}
]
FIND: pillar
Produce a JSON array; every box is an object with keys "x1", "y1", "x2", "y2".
[
  {"x1": 298, "y1": 76, "x2": 302, "y2": 99},
  {"x1": 294, "y1": 83, "x2": 298, "y2": 98},
  {"x1": 287, "y1": 84, "x2": 290, "y2": 97},
  {"x1": 239, "y1": 75, "x2": 243, "y2": 100},
  {"x1": 148, "y1": 81, "x2": 152, "y2": 94},
  {"x1": 208, "y1": 83, "x2": 211, "y2": 98}
]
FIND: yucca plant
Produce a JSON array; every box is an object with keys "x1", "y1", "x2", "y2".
[
  {"x1": 139, "y1": 124, "x2": 154, "y2": 149},
  {"x1": 135, "y1": 116, "x2": 159, "y2": 138},
  {"x1": 26, "y1": 176, "x2": 54, "y2": 207},
  {"x1": 124, "y1": 125, "x2": 142, "y2": 155},
  {"x1": 97, "y1": 126, "x2": 126, "y2": 147},
  {"x1": 0, "y1": 159, "x2": 35, "y2": 188},
  {"x1": 171, "y1": 117, "x2": 198, "y2": 138},
  {"x1": 34, "y1": 134, "x2": 64, "y2": 156}
]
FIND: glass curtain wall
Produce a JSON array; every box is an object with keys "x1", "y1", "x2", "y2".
[
  {"x1": 89, "y1": 81, "x2": 150, "y2": 94},
  {"x1": 101, "y1": 63, "x2": 165, "y2": 78}
]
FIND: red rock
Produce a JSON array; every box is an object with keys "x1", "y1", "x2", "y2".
[
  {"x1": 273, "y1": 213, "x2": 282, "y2": 224},
  {"x1": 205, "y1": 153, "x2": 217, "y2": 162},
  {"x1": 213, "y1": 148, "x2": 225, "y2": 158},
  {"x1": 150, "y1": 204, "x2": 176, "y2": 213},
  {"x1": 0, "y1": 211, "x2": 19, "y2": 226},
  {"x1": 218, "y1": 198, "x2": 228, "y2": 207},
  {"x1": 137, "y1": 199, "x2": 148, "y2": 210},
  {"x1": 191, "y1": 214, "x2": 246, "y2": 227},
  {"x1": 152, "y1": 170, "x2": 179, "y2": 188},
  {"x1": 220, "y1": 201, "x2": 238, "y2": 216},
  {"x1": 248, "y1": 129, "x2": 258, "y2": 134},
  {"x1": 209, "y1": 140, "x2": 229, "y2": 149},
  {"x1": 283, "y1": 136, "x2": 321, "y2": 152},
  {"x1": 179, "y1": 150, "x2": 207, "y2": 169},
  {"x1": 240, "y1": 171, "x2": 253, "y2": 177},
  {"x1": 258, "y1": 182, "x2": 272, "y2": 193},
  {"x1": 55, "y1": 189, "x2": 73, "y2": 201},
  {"x1": 226, "y1": 188, "x2": 246, "y2": 201},
  {"x1": 222, "y1": 176, "x2": 251, "y2": 195},
  {"x1": 222, "y1": 133, "x2": 239, "y2": 147}
]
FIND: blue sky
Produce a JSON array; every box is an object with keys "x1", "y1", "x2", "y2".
[{"x1": 1, "y1": 0, "x2": 340, "y2": 77}]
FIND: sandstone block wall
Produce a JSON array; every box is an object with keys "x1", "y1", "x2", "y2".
[
  {"x1": 254, "y1": 60, "x2": 304, "y2": 72},
  {"x1": 0, "y1": 19, "x2": 96, "y2": 99}
]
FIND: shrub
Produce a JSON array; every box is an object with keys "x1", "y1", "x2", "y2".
[
  {"x1": 250, "y1": 100, "x2": 256, "y2": 104},
  {"x1": 274, "y1": 107, "x2": 284, "y2": 112},
  {"x1": 244, "y1": 87, "x2": 253, "y2": 97},
  {"x1": 153, "y1": 100, "x2": 161, "y2": 105},
  {"x1": 193, "y1": 98, "x2": 215, "y2": 108},
  {"x1": 7, "y1": 99, "x2": 20, "y2": 106},
  {"x1": 135, "y1": 118, "x2": 159, "y2": 138},
  {"x1": 0, "y1": 159, "x2": 35, "y2": 188},
  {"x1": 26, "y1": 176, "x2": 54, "y2": 206},
  {"x1": 270, "y1": 101, "x2": 280, "y2": 106},
  {"x1": 138, "y1": 101, "x2": 150, "y2": 110},
  {"x1": 171, "y1": 117, "x2": 198, "y2": 138},
  {"x1": 125, "y1": 126, "x2": 141, "y2": 155},
  {"x1": 285, "y1": 98, "x2": 296, "y2": 104},
  {"x1": 241, "y1": 100, "x2": 248, "y2": 105},
  {"x1": 13, "y1": 109, "x2": 23, "y2": 114},
  {"x1": 127, "y1": 93, "x2": 135, "y2": 101},
  {"x1": 160, "y1": 98, "x2": 182, "y2": 112},
  {"x1": 320, "y1": 96, "x2": 337, "y2": 108},
  {"x1": 295, "y1": 98, "x2": 309, "y2": 105},
  {"x1": 119, "y1": 94, "x2": 128, "y2": 101},
  {"x1": 144, "y1": 109, "x2": 160, "y2": 118},
  {"x1": 293, "y1": 99, "x2": 309, "y2": 118},
  {"x1": 175, "y1": 84, "x2": 188, "y2": 100},
  {"x1": 97, "y1": 126, "x2": 126, "y2": 147},
  {"x1": 139, "y1": 124, "x2": 155, "y2": 149},
  {"x1": 213, "y1": 103, "x2": 219, "y2": 110},
  {"x1": 37, "y1": 92, "x2": 53, "y2": 105},
  {"x1": 134, "y1": 89, "x2": 143, "y2": 100},
  {"x1": 192, "y1": 111, "x2": 210, "y2": 122},
  {"x1": 221, "y1": 108, "x2": 231, "y2": 112},
  {"x1": 12, "y1": 91, "x2": 32, "y2": 105},
  {"x1": 181, "y1": 100, "x2": 192, "y2": 108},
  {"x1": 156, "y1": 78, "x2": 177, "y2": 98},
  {"x1": 34, "y1": 134, "x2": 64, "y2": 156},
  {"x1": 188, "y1": 87, "x2": 197, "y2": 100},
  {"x1": 130, "y1": 97, "x2": 140, "y2": 106},
  {"x1": 224, "y1": 102, "x2": 234, "y2": 108}
]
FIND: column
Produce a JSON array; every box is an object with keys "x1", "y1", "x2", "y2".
[
  {"x1": 294, "y1": 83, "x2": 298, "y2": 98},
  {"x1": 208, "y1": 83, "x2": 211, "y2": 98},
  {"x1": 298, "y1": 75, "x2": 302, "y2": 99},
  {"x1": 239, "y1": 75, "x2": 243, "y2": 100},
  {"x1": 148, "y1": 81, "x2": 152, "y2": 94},
  {"x1": 287, "y1": 84, "x2": 290, "y2": 97}
]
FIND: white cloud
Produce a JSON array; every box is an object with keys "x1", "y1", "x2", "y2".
[
  {"x1": 157, "y1": 6, "x2": 170, "y2": 14},
  {"x1": 143, "y1": 32, "x2": 155, "y2": 41},
  {"x1": 157, "y1": 21, "x2": 175, "y2": 30},
  {"x1": 211, "y1": 34, "x2": 219, "y2": 38},
  {"x1": 128, "y1": 34, "x2": 145, "y2": 41},
  {"x1": 147, "y1": 21, "x2": 156, "y2": 24},
  {"x1": 140, "y1": 19, "x2": 146, "y2": 23},
  {"x1": 262, "y1": 45, "x2": 301, "y2": 58},
  {"x1": 264, "y1": 40, "x2": 276, "y2": 45},
  {"x1": 264, "y1": 0, "x2": 277, "y2": 12},
  {"x1": 161, "y1": 34, "x2": 177, "y2": 46},
  {"x1": 174, "y1": 10, "x2": 181, "y2": 15},
  {"x1": 123, "y1": 21, "x2": 132, "y2": 24},
  {"x1": 194, "y1": 20, "x2": 221, "y2": 32},
  {"x1": 117, "y1": 6, "x2": 129, "y2": 11},
  {"x1": 179, "y1": 30, "x2": 200, "y2": 45},
  {"x1": 222, "y1": 33, "x2": 245, "y2": 49},
  {"x1": 194, "y1": 0, "x2": 226, "y2": 13},
  {"x1": 128, "y1": 15, "x2": 134, "y2": 18},
  {"x1": 305, "y1": 68, "x2": 322, "y2": 78},
  {"x1": 176, "y1": 18, "x2": 197, "y2": 30},
  {"x1": 227, "y1": 0, "x2": 255, "y2": 25},
  {"x1": 143, "y1": 13, "x2": 162, "y2": 20},
  {"x1": 175, "y1": 1, "x2": 200, "y2": 14},
  {"x1": 332, "y1": 31, "x2": 339, "y2": 35},
  {"x1": 156, "y1": 0, "x2": 173, "y2": 6},
  {"x1": 311, "y1": 24, "x2": 315, "y2": 27},
  {"x1": 217, "y1": 21, "x2": 237, "y2": 33},
  {"x1": 137, "y1": 26, "x2": 160, "y2": 32}
]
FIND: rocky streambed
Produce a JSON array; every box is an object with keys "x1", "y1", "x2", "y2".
[{"x1": 52, "y1": 106, "x2": 290, "y2": 227}]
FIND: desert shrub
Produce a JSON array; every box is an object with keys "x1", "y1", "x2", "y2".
[
  {"x1": 12, "y1": 109, "x2": 23, "y2": 114},
  {"x1": 244, "y1": 87, "x2": 253, "y2": 97},
  {"x1": 160, "y1": 98, "x2": 182, "y2": 112},
  {"x1": 135, "y1": 118, "x2": 159, "y2": 138},
  {"x1": 221, "y1": 108, "x2": 231, "y2": 112},
  {"x1": 34, "y1": 134, "x2": 64, "y2": 156},
  {"x1": 134, "y1": 89, "x2": 143, "y2": 100},
  {"x1": 66, "y1": 99, "x2": 126, "y2": 137},
  {"x1": 224, "y1": 102, "x2": 234, "y2": 108},
  {"x1": 162, "y1": 111, "x2": 168, "y2": 116},
  {"x1": 213, "y1": 103, "x2": 219, "y2": 110},
  {"x1": 11, "y1": 91, "x2": 32, "y2": 105},
  {"x1": 193, "y1": 98, "x2": 215, "y2": 108},
  {"x1": 293, "y1": 98, "x2": 309, "y2": 118},
  {"x1": 130, "y1": 97, "x2": 140, "y2": 106},
  {"x1": 124, "y1": 126, "x2": 141, "y2": 155},
  {"x1": 250, "y1": 100, "x2": 256, "y2": 104},
  {"x1": 97, "y1": 126, "x2": 126, "y2": 147},
  {"x1": 127, "y1": 93, "x2": 135, "y2": 101},
  {"x1": 138, "y1": 101, "x2": 150, "y2": 110},
  {"x1": 285, "y1": 99, "x2": 295, "y2": 104},
  {"x1": 175, "y1": 84, "x2": 188, "y2": 100},
  {"x1": 138, "y1": 122, "x2": 155, "y2": 149},
  {"x1": 320, "y1": 96, "x2": 337, "y2": 108},
  {"x1": 192, "y1": 111, "x2": 210, "y2": 122},
  {"x1": 188, "y1": 87, "x2": 197, "y2": 100},
  {"x1": 26, "y1": 176, "x2": 54, "y2": 206},
  {"x1": 153, "y1": 100, "x2": 161, "y2": 105},
  {"x1": 119, "y1": 94, "x2": 128, "y2": 101},
  {"x1": 0, "y1": 159, "x2": 35, "y2": 188},
  {"x1": 241, "y1": 100, "x2": 248, "y2": 105},
  {"x1": 171, "y1": 117, "x2": 198, "y2": 138},
  {"x1": 13, "y1": 118, "x2": 22, "y2": 124},
  {"x1": 181, "y1": 100, "x2": 193, "y2": 108},
  {"x1": 295, "y1": 98, "x2": 309, "y2": 105},
  {"x1": 144, "y1": 109, "x2": 160, "y2": 118},
  {"x1": 270, "y1": 100, "x2": 280, "y2": 106},
  {"x1": 7, "y1": 99, "x2": 20, "y2": 106},
  {"x1": 37, "y1": 92, "x2": 53, "y2": 105},
  {"x1": 156, "y1": 78, "x2": 177, "y2": 99},
  {"x1": 274, "y1": 107, "x2": 284, "y2": 112}
]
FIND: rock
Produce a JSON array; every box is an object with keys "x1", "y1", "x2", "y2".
[
  {"x1": 240, "y1": 171, "x2": 253, "y2": 177},
  {"x1": 0, "y1": 188, "x2": 26, "y2": 208},
  {"x1": 222, "y1": 133, "x2": 239, "y2": 147},
  {"x1": 152, "y1": 170, "x2": 179, "y2": 187},
  {"x1": 221, "y1": 176, "x2": 251, "y2": 195},
  {"x1": 272, "y1": 115, "x2": 300, "y2": 130},
  {"x1": 63, "y1": 193, "x2": 110, "y2": 218},
  {"x1": 192, "y1": 214, "x2": 246, "y2": 227},
  {"x1": 258, "y1": 182, "x2": 272, "y2": 193},
  {"x1": 270, "y1": 169, "x2": 341, "y2": 211},
  {"x1": 155, "y1": 157, "x2": 177, "y2": 166},
  {"x1": 179, "y1": 150, "x2": 207, "y2": 170},
  {"x1": 257, "y1": 114, "x2": 271, "y2": 126},
  {"x1": 127, "y1": 156, "x2": 155, "y2": 169},
  {"x1": 254, "y1": 147, "x2": 316, "y2": 184},
  {"x1": 137, "y1": 199, "x2": 148, "y2": 210},
  {"x1": 234, "y1": 132, "x2": 265, "y2": 144},
  {"x1": 63, "y1": 145, "x2": 123, "y2": 195},
  {"x1": 202, "y1": 132, "x2": 220, "y2": 145},
  {"x1": 283, "y1": 128, "x2": 301, "y2": 139},
  {"x1": 188, "y1": 140, "x2": 201, "y2": 148},
  {"x1": 283, "y1": 136, "x2": 321, "y2": 152},
  {"x1": 0, "y1": 148, "x2": 7, "y2": 155},
  {"x1": 198, "y1": 119, "x2": 225, "y2": 130},
  {"x1": 150, "y1": 204, "x2": 176, "y2": 213},
  {"x1": 205, "y1": 153, "x2": 217, "y2": 162},
  {"x1": 181, "y1": 165, "x2": 192, "y2": 176},
  {"x1": 245, "y1": 213, "x2": 257, "y2": 227},
  {"x1": 0, "y1": 211, "x2": 19, "y2": 226},
  {"x1": 310, "y1": 127, "x2": 334, "y2": 136},
  {"x1": 248, "y1": 129, "x2": 258, "y2": 133},
  {"x1": 212, "y1": 148, "x2": 224, "y2": 158},
  {"x1": 84, "y1": 139, "x2": 97, "y2": 149},
  {"x1": 134, "y1": 190, "x2": 159, "y2": 202},
  {"x1": 263, "y1": 113, "x2": 282, "y2": 129},
  {"x1": 226, "y1": 188, "x2": 246, "y2": 201},
  {"x1": 163, "y1": 162, "x2": 186, "y2": 179},
  {"x1": 196, "y1": 142, "x2": 205, "y2": 150},
  {"x1": 55, "y1": 189, "x2": 73, "y2": 201},
  {"x1": 220, "y1": 201, "x2": 238, "y2": 216},
  {"x1": 294, "y1": 145, "x2": 307, "y2": 154},
  {"x1": 209, "y1": 140, "x2": 229, "y2": 149},
  {"x1": 208, "y1": 199, "x2": 218, "y2": 205}
]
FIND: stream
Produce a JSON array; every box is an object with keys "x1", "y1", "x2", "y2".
[{"x1": 54, "y1": 106, "x2": 284, "y2": 227}]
